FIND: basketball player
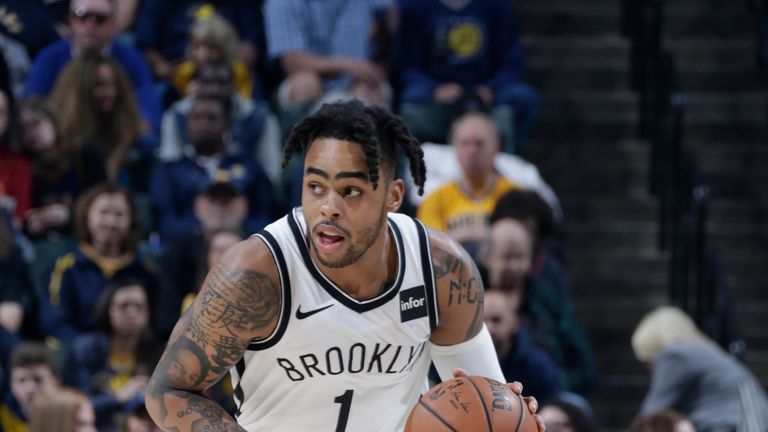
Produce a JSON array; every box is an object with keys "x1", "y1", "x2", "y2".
[{"x1": 146, "y1": 100, "x2": 544, "y2": 431}]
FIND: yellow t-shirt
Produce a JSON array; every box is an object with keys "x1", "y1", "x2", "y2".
[
  {"x1": 417, "y1": 177, "x2": 517, "y2": 233},
  {"x1": 172, "y1": 61, "x2": 253, "y2": 98},
  {"x1": 0, "y1": 404, "x2": 27, "y2": 432}
]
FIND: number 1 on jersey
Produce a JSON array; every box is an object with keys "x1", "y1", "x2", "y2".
[{"x1": 334, "y1": 389, "x2": 354, "y2": 432}]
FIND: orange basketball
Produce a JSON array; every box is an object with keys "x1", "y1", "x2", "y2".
[{"x1": 405, "y1": 376, "x2": 538, "y2": 432}]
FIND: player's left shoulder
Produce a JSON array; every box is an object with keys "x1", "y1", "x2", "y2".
[{"x1": 423, "y1": 226, "x2": 473, "y2": 278}]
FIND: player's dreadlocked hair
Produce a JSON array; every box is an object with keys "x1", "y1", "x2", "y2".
[{"x1": 281, "y1": 100, "x2": 427, "y2": 195}]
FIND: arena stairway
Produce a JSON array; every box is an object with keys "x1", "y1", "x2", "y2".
[{"x1": 515, "y1": 0, "x2": 768, "y2": 429}]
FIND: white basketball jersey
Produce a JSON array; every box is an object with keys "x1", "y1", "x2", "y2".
[{"x1": 230, "y1": 208, "x2": 439, "y2": 432}]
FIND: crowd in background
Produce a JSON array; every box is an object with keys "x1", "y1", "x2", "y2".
[{"x1": 0, "y1": 1, "x2": 766, "y2": 431}]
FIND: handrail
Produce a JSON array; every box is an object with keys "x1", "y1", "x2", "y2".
[
  {"x1": 756, "y1": 0, "x2": 768, "y2": 73},
  {"x1": 622, "y1": 0, "x2": 743, "y2": 356}
]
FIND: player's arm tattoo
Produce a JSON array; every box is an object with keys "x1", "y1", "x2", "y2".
[
  {"x1": 146, "y1": 263, "x2": 280, "y2": 431},
  {"x1": 432, "y1": 246, "x2": 485, "y2": 341}
]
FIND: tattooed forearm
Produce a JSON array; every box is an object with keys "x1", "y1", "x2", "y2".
[{"x1": 147, "y1": 389, "x2": 246, "y2": 432}]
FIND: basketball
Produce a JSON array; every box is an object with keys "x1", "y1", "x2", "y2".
[{"x1": 405, "y1": 376, "x2": 538, "y2": 432}]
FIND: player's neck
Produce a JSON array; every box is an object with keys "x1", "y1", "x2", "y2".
[{"x1": 318, "y1": 228, "x2": 397, "y2": 300}]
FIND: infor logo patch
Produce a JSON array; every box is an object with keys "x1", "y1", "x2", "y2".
[{"x1": 400, "y1": 286, "x2": 428, "y2": 323}]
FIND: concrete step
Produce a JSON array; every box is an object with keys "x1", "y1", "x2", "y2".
[
  {"x1": 523, "y1": 36, "x2": 630, "y2": 91},
  {"x1": 589, "y1": 378, "x2": 648, "y2": 430},
  {"x1": 664, "y1": 2, "x2": 755, "y2": 37},
  {"x1": 524, "y1": 35, "x2": 630, "y2": 62},
  {"x1": 563, "y1": 221, "x2": 659, "y2": 252},
  {"x1": 668, "y1": 38, "x2": 756, "y2": 79},
  {"x1": 575, "y1": 298, "x2": 669, "y2": 335},
  {"x1": 528, "y1": 139, "x2": 647, "y2": 170},
  {"x1": 695, "y1": 145, "x2": 768, "y2": 174},
  {"x1": 540, "y1": 91, "x2": 639, "y2": 121},
  {"x1": 533, "y1": 92, "x2": 639, "y2": 145},
  {"x1": 677, "y1": 64, "x2": 765, "y2": 93},
  {"x1": 516, "y1": 0, "x2": 620, "y2": 36},
  {"x1": 683, "y1": 93, "x2": 768, "y2": 125},
  {"x1": 560, "y1": 194, "x2": 658, "y2": 224}
]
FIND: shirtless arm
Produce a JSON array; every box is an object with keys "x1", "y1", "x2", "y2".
[{"x1": 145, "y1": 238, "x2": 281, "y2": 431}]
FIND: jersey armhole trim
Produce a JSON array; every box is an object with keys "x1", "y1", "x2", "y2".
[
  {"x1": 247, "y1": 230, "x2": 292, "y2": 351},
  {"x1": 415, "y1": 219, "x2": 439, "y2": 330}
]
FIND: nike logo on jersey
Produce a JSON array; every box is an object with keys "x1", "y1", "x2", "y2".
[{"x1": 295, "y1": 303, "x2": 334, "y2": 320}]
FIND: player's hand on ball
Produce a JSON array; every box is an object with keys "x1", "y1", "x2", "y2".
[{"x1": 452, "y1": 369, "x2": 546, "y2": 432}]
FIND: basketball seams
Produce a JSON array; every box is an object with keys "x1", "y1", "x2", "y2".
[
  {"x1": 470, "y1": 377, "x2": 494, "y2": 432},
  {"x1": 513, "y1": 391, "x2": 525, "y2": 432},
  {"x1": 418, "y1": 399, "x2": 460, "y2": 432}
]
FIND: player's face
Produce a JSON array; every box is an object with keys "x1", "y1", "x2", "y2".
[{"x1": 302, "y1": 138, "x2": 403, "y2": 268}]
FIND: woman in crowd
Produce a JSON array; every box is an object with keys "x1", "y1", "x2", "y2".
[
  {"x1": 49, "y1": 55, "x2": 155, "y2": 192},
  {"x1": 17, "y1": 98, "x2": 105, "y2": 240},
  {"x1": 633, "y1": 305, "x2": 768, "y2": 430},
  {"x1": 171, "y1": 13, "x2": 253, "y2": 99},
  {"x1": 39, "y1": 184, "x2": 161, "y2": 342},
  {"x1": 68, "y1": 278, "x2": 161, "y2": 429}
]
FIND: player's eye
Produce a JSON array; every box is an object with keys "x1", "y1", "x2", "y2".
[
  {"x1": 344, "y1": 187, "x2": 361, "y2": 197},
  {"x1": 308, "y1": 183, "x2": 324, "y2": 194}
]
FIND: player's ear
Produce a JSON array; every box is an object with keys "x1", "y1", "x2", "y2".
[{"x1": 385, "y1": 179, "x2": 405, "y2": 212}]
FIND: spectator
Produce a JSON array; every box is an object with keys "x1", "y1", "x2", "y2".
[
  {"x1": 263, "y1": 0, "x2": 392, "y2": 111},
  {"x1": 135, "y1": 1, "x2": 261, "y2": 81},
  {"x1": 49, "y1": 55, "x2": 154, "y2": 191},
  {"x1": 397, "y1": 0, "x2": 538, "y2": 150},
  {"x1": 539, "y1": 397, "x2": 597, "y2": 432},
  {"x1": 39, "y1": 184, "x2": 160, "y2": 342},
  {"x1": 0, "y1": 215, "x2": 26, "y2": 336},
  {"x1": 161, "y1": 182, "x2": 247, "y2": 318},
  {"x1": 159, "y1": 60, "x2": 282, "y2": 186},
  {"x1": 25, "y1": 0, "x2": 162, "y2": 131},
  {"x1": 490, "y1": 189, "x2": 571, "y2": 308},
  {"x1": 150, "y1": 95, "x2": 279, "y2": 241},
  {"x1": 122, "y1": 403, "x2": 161, "y2": 432},
  {"x1": 0, "y1": 88, "x2": 31, "y2": 229},
  {"x1": 171, "y1": 14, "x2": 254, "y2": 99},
  {"x1": 630, "y1": 410, "x2": 696, "y2": 432},
  {"x1": 482, "y1": 217, "x2": 598, "y2": 394},
  {"x1": 68, "y1": 278, "x2": 161, "y2": 429},
  {"x1": 27, "y1": 387, "x2": 96, "y2": 432},
  {"x1": 181, "y1": 228, "x2": 243, "y2": 314},
  {"x1": 417, "y1": 111, "x2": 520, "y2": 256},
  {"x1": 632, "y1": 305, "x2": 768, "y2": 430},
  {"x1": 0, "y1": 33, "x2": 31, "y2": 101},
  {"x1": 1, "y1": 342, "x2": 61, "y2": 431},
  {"x1": 17, "y1": 98, "x2": 106, "y2": 240},
  {"x1": 484, "y1": 289, "x2": 561, "y2": 403},
  {"x1": 0, "y1": 0, "x2": 64, "y2": 58}
]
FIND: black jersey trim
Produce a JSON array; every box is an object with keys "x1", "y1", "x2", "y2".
[
  {"x1": 287, "y1": 208, "x2": 404, "y2": 313},
  {"x1": 247, "y1": 230, "x2": 291, "y2": 350},
  {"x1": 233, "y1": 358, "x2": 246, "y2": 417},
  {"x1": 414, "y1": 220, "x2": 438, "y2": 331}
]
